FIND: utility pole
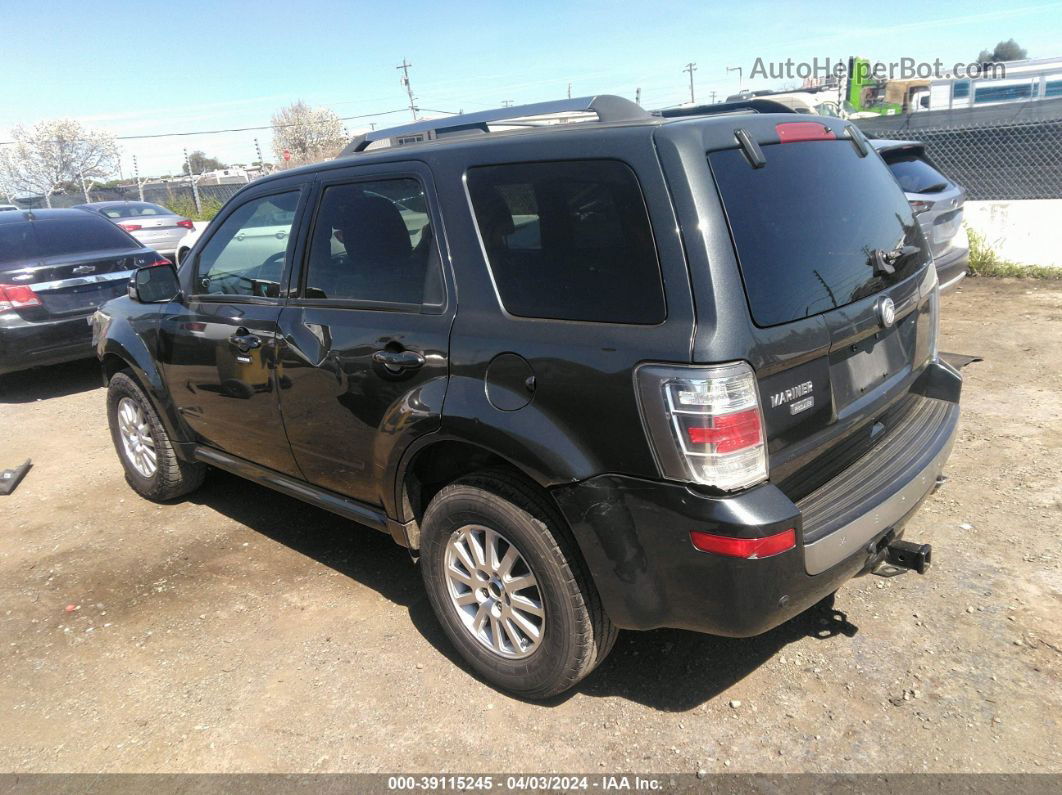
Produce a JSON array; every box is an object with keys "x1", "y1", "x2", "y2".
[
  {"x1": 727, "y1": 65, "x2": 743, "y2": 89},
  {"x1": 683, "y1": 62, "x2": 697, "y2": 104},
  {"x1": 709, "y1": 90, "x2": 717, "y2": 103},
  {"x1": 567, "y1": 82, "x2": 572, "y2": 99},
  {"x1": 501, "y1": 100, "x2": 514, "y2": 108},
  {"x1": 635, "y1": 87, "x2": 642, "y2": 106},
  {"x1": 396, "y1": 58, "x2": 418, "y2": 120},
  {"x1": 184, "y1": 148, "x2": 202, "y2": 215},
  {"x1": 253, "y1": 137, "x2": 264, "y2": 169},
  {"x1": 133, "y1": 155, "x2": 145, "y2": 202}
]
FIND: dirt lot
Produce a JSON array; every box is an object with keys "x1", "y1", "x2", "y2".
[{"x1": 0, "y1": 278, "x2": 1059, "y2": 774}]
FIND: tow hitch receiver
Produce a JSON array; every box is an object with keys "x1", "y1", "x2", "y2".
[{"x1": 874, "y1": 539, "x2": 932, "y2": 577}]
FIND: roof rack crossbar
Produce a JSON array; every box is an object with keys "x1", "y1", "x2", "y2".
[{"x1": 340, "y1": 95, "x2": 649, "y2": 155}]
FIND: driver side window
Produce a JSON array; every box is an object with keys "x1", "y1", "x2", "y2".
[{"x1": 194, "y1": 191, "x2": 300, "y2": 298}]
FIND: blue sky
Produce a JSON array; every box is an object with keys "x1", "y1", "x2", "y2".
[{"x1": 3, "y1": 0, "x2": 1061, "y2": 176}]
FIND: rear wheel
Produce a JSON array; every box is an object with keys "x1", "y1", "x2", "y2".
[
  {"x1": 107, "y1": 371, "x2": 205, "y2": 501},
  {"x1": 419, "y1": 470, "x2": 617, "y2": 698}
]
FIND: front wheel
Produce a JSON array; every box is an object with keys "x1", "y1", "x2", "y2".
[
  {"x1": 107, "y1": 371, "x2": 205, "y2": 501},
  {"x1": 419, "y1": 470, "x2": 617, "y2": 698}
]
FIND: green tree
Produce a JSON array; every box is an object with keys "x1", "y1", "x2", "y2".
[{"x1": 182, "y1": 150, "x2": 227, "y2": 176}]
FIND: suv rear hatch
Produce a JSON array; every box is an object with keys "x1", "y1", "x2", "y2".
[
  {"x1": 704, "y1": 121, "x2": 938, "y2": 499},
  {"x1": 1, "y1": 215, "x2": 159, "y2": 321}
]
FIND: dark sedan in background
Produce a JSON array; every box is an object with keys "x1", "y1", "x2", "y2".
[
  {"x1": 73, "y1": 200, "x2": 193, "y2": 259},
  {"x1": 872, "y1": 139, "x2": 969, "y2": 292},
  {"x1": 0, "y1": 209, "x2": 167, "y2": 376}
]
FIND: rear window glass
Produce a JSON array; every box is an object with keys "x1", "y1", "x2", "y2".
[
  {"x1": 467, "y1": 160, "x2": 665, "y2": 324},
  {"x1": 709, "y1": 140, "x2": 928, "y2": 327},
  {"x1": 95, "y1": 203, "x2": 171, "y2": 218},
  {"x1": 880, "y1": 151, "x2": 950, "y2": 194},
  {"x1": 34, "y1": 218, "x2": 140, "y2": 258},
  {"x1": 0, "y1": 223, "x2": 38, "y2": 266}
]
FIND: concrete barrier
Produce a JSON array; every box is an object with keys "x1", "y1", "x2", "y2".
[{"x1": 963, "y1": 200, "x2": 1062, "y2": 268}]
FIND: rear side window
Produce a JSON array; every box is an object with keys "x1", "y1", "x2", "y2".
[
  {"x1": 880, "y1": 151, "x2": 950, "y2": 194},
  {"x1": 302, "y1": 178, "x2": 442, "y2": 306},
  {"x1": 467, "y1": 160, "x2": 665, "y2": 324},
  {"x1": 710, "y1": 140, "x2": 928, "y2": 327}
]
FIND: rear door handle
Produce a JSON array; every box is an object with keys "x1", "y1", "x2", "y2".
[
  {"x1": 229, "y1": 329, "x2": 262, "y2": 353},
  {"x1": 372, "y1": 349, "x2": 425, "y2": 372}
]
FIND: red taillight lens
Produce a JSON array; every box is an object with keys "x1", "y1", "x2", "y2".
[
  {"x1": 776, "y1": 122, "x2": 836, "y2": 143},
  {"x1": 0, "y1": 284, "x2": 43, "y2": 311},
  {"x1": 685, "y1": 408, "x2": 763, "y2": 454},
  {"x1": 119, "y1": 223, "x2": 142, "y2": 232},
  {"x1": 636, "y1": 361, "x2": 768, "y2": 492},
  {"x1": 176, "y1": 219, "x2": 194, "y2": 230},
  {"x1": 690, "y1": 528, "x2": 796, "y2": 559},
  {"x1": 148, "y1": 259, "x2": 173, "y2": 267},
  {"x1": 909, "y1": 199, "x2": 932, "y2": 215}
]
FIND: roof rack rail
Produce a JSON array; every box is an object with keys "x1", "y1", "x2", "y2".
[
  {"x1": 654, "y1": 99, "x2": 798, "y2": 118},
  {"x1": 339, "y1": 95, "x2": 650, "y2": 155}
]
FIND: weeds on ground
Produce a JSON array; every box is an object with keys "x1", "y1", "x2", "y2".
[
  {"x1": 163, "y1": 196, "x2": 223, "y2": 221},
  {"x1": 966, "y1": 227, "x2": 1061, "y2": 280}
]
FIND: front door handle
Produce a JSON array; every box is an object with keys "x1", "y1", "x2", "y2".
[
  {"x1": 229, "y1": 329, "x2": 262, "y2": 353},
  {"x1": 372, "y1": 349, "x2": 425, "y2": 373}
]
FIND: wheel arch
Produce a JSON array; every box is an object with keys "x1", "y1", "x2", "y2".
[
  {"x1": 100, "y1": 339, "x2": 195, "y2": 458},
  {"x1": 393, "y1": 436, "x2": 585, "y2": 563}
]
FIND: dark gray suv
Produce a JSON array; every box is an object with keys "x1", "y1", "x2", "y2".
[{"x1": 93, "y1": 96, "x2": 966, "y2": 697}]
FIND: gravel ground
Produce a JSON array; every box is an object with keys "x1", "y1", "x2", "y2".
[{"x1": 0, "y1": 278, "x2": 1059, "y2": 774}]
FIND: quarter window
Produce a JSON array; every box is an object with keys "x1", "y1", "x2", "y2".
[
  {"x1": 466, "y1": 160, "x2": 665, "y2": 324},
  {"x1": 302, "y1": 179, "x2": 442, "y2": 306},
  {"x1": 194, "y1": 191, "x2": 299, "y2": 298}
]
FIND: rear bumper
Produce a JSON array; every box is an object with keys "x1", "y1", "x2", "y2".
[
  {"x1": 552, "y1": 385, "x2": 961, "y2": 637},
  {"x1": 0, "y1": 311, "x2": 95, "y2": 375},
  {"x1": 934, "y1": 242, "x2": 969, "y2": 293}
]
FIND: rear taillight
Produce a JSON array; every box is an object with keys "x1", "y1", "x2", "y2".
[
  {"x1": 176, "y1": 220, "x2": 194, "y2": 230},
  {"x1": 636, "y1": 361, "x2": 768, "y2": 492},
  {"x1": 148, "y1": 258, "x2": 173, "y2": 267},
  {"x1": 909, "y1": 199, "x2": 933, "y2": 215},
  {"x1": 119, "y1": 223, "x2": 142, "y2": 232},
  {"x1": 0, "y1": 284, "x2": 42, "y2": 311}
]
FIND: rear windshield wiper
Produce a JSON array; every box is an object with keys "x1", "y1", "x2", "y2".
[{"x1": 871, "y1": 244, "x2": 921, "y2": 275}]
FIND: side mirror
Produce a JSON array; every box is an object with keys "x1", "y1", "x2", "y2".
[{"x1": 128, "y1": 263, "x2": 181, "y2": 304}]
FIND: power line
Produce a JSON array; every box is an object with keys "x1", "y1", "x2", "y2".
[{"x1": 0, "y1": 107, "x2": 419, "y2": 146}]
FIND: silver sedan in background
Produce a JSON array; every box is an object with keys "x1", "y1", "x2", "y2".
[
  {"x1": 73, "y1": 201, "x2": 192, "y2": 259},
  {"x1": 871, "y1": 139, "x2": 969, "y2": 292}
]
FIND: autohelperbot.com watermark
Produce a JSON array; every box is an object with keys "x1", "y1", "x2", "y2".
[{"x1": 749, "y1": 56, "x2": 1007, "y2": 82}]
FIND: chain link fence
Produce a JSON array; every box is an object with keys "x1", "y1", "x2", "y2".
[
  {"x1": 857, "y1": 100, "x2": 1062, "y2": 201},
  {"x1": 17, "y1": 182, "x2": 246, "y2": 215}
]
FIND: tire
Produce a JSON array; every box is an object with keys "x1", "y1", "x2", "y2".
[
  {"x1": 175, "y1": 247, "x2": 190, "y2": 266},
  {"x1": 107, "y1": 370, "x2": 205, "y2": 501},
  {"x1": 420, "y1": 469, "x2": 617, "y2": 698}
]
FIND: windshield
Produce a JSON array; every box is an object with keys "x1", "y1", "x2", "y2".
[{"x1": 709, "y1": 139, "x2": 929, "y2": 327}]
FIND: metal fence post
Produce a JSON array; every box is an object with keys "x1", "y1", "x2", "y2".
[{"x1": 184, "y1": 148, "x2": 202, "y2": 215}]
